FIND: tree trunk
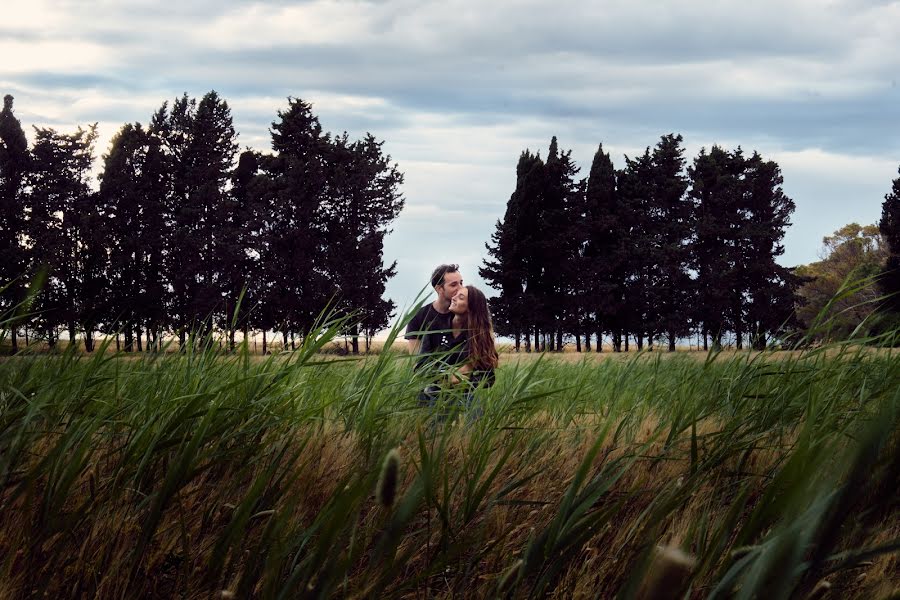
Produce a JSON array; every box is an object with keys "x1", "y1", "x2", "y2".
[
  {"x1": 668, "y1": 332, "x2": 676, "y2": 352},
  {"x1": 524, "y1": 329, "x2": 531, "y2": 353},
  {"x1": 556, "y1": 329, "x2": 563, "y2": 352},
  {"x1": 585, "y1": 333, "x2": 591, "y2": 352},
  {"x1": 703, "y1": 330, "x2": 708, "y2": 352},
  {"x1": 124, "y1": 328, "x2": 134, "y2": 353},
  {"x1": 624, "y1": 333, "x2": 629, "y2": 352},
  {"x1": 636, "y1": 334, "x2": 643, "y2": 351},
  {"x1": 115, "y1": 333, "x2": 120, "y2": 352},
  {"x1": 575, "y1": 334, "x2": 581, "y2": 353},
  {"x1": 136, "y1": 327, "x2": 143, "y2": 352},
  {"x1": 515, "y1": 331, "x2": 520, "y2": 352},
  {"x1": 10, "y1": 328, "x2": 17, "y2": 353},
  {"x1": 262, "y1": 330, "x2": 267, "y2": 355}
]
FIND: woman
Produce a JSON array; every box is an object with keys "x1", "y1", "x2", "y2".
[
  {"x1": 446, "y1": 285, "x2": 498, "y2": 388},
  {"x1": 418, "y1": 285, "x2": 498, "y2": 411}
]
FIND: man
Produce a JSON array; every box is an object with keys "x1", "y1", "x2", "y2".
[{"x1": 406, "y1": 264, "x2": 462, "y2": 359}]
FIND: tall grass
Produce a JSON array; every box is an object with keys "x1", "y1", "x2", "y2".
[{"x1": 0, "y1": 311, "x2": 897, "y2": 598}]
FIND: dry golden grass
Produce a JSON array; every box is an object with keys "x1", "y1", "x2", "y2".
[{"x1": 1, "y1": 412, "x2": 896, "y2": 599}]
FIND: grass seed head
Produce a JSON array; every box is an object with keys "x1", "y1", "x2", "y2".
[
  {"x1": 497, "y1": 560, "x2": 523, "y2": 594},
  {"x1": 376, "y1": 448, "x2": 400, "y2": 507},
  {"x1": 637, "y1": 545, "x2": 697, "y2": 600},
  {"x1": 805, "y1": 580, "x2": 831, "y2": 600}
]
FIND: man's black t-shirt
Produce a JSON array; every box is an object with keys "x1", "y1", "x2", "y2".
[{"x1": 406, "y1": 304, "x2": 453, "y2": 369}]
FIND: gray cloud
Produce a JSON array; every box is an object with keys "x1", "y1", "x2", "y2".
[{"x1": 3, "y1": 0, "x2": 899, "y2": 309}]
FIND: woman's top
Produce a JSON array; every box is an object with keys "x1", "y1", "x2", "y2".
[{"x1": 419, "y1": 326, "x2": 495, "y2": 388}]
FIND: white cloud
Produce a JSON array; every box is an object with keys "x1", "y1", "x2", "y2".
[
  {"x1": 192, "y1": 2, "x2": 383, "y2": 49},
  {"x1": 0, "y1": 40, "x2": 112, "y2": 73}
]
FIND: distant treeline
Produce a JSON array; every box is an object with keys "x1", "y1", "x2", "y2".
[
  {"x1": 484, "y1": 135, "x2": 798, "y2": 352},
  {"x1": 0, "y1": 93, "x2": 403, "y2": 353}
]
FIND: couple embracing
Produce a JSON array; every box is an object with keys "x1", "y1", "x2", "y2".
[{"x1": 405, "y1": 264, "x2": 498, "y2": 406}]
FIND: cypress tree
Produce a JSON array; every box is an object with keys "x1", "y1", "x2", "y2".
[
  {"x1": 537, "y1": 137, "x2": 580, "y2": 350},
  {"x1": 879, "y1": 165, "x2": 900, "y2": 313},
  {"x1": 0, "y1": 95, "x2": 29, "y2": 351},
  {"x1": 584, "y1": 143, "x2": 622, "y2": 351},
  {"x1": 741, "y1": 152, "x2": 798, "y2": 350},
  {"x1": 264, "y1": 97, "x2": 330, "y2": 345},
  {"x1": 650, "y1": 134, "x2": 693, "y2": 352},
  {"x1": 688, "y1": 145, "x2": 742, "y2": 350},
  {"x1": 27, "y1": 124, "x2": 100, "y2": 348},
  {"x1": 481, "y1": 150, "x2": 541, "y2": 351},
  {"x1": 618, "y1": 148, "x2": 657, "y2": 350},
  {"x1": 322, "y1": 132, "x2": 403, "y2": 353}
]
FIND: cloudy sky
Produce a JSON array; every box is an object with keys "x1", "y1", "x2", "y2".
[{"x1": 3, "y1": 0, "x2": 899, "y2": 313}]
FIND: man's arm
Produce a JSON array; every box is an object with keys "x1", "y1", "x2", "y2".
[{"x1": 405, "y1": 306, "x2": 426, "y2": 354}]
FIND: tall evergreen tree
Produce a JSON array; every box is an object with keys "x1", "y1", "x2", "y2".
[
  {"x1": 27, "y1": 124, "x2": 100, "y2": 347},
  {"x1": 688, "y1": 145, "x2": 743, "y2": 349},
  {"x1": 98, "y1": 122, "x2": 168, "y2": 351},
  {"x1": 879, "y1": 165, "x2": 900, "y2": 313},
  {"x1": 584, "y1": 143, "x2": 623, "y2": 351},
  {"x1": 537, "y1": 137, "x2": 580, "y2": 350},
  {"x1": 151, "y1": 92, "x2": 238, "y2": 344},
  {"x1": 222, "y1": 149, "x2": 261, "y2": 349},
  {"x1": 0, "y1": 95, "x2": 29, "y2": 351},
  {"x1": 322, "y1": 132, "x2": 403, "y2": 353},
  {"x1": 262, "y1": 97, "x2": 330, "y2": 346},
  {"x1": 741, "y1": 152, "x2": 798, "y2": 349},
  {"x1": 481, "y1": 150, "x2": 542, "y2": 351},
  {"x1": 649, "y1": 134, "x2": 693, "y2": 352},
  {"x1": 618, "y1": 148, "x2": 658, "y2": 350}
]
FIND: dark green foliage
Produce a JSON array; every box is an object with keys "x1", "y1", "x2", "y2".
[
  {"x1": 99, "y1": 122, "x2": 169, "y2": 350},
  {"x1": 26, "y1": 124, "x2": 101, "y2": 347},
  {"x1": 481, "y1": 150, "x2": 545, "y2": 351},
  {"x1": 649, "y1": 134, "x2": 693, "y2": 352},
  {"x1": 584, "y1": 143, "x2": 624, "y2": 350},
  {"x1": 618, "y1": 148, "x2": 658, "y2": 350},
  {"x1": 322, "y1": 132, "x2": 404, "y2": 352},
  {"x1": 0, "y1": 95, "x2": 29, "y2": 351},
  {"x1": 484, "y1": 135, "x2": 801, "y2": 351},
  {"x1": 741, "y1": 152, "x2": 799, "y2": 349},
  {"x1": 879, "y1": 165, "x2": 900, "y2": 312},
  {"x1": 0, "y1": 93, "x2": 402, "y2": 353},
  {"x1": 689, "y1": 146, "x2": 744, "y2": 349}
]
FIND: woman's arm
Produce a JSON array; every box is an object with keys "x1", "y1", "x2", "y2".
[{"x1": 447, "y1": 362, "x2": 473, "y2": 385}]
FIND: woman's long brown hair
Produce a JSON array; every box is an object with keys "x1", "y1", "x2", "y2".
[{"x1": 464, "y1": 286, "x2": 499, "y2": 370}]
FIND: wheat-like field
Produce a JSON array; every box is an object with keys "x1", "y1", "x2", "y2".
[{"x1": 0, "y1": 322, "x2": 897, "y2": 599}]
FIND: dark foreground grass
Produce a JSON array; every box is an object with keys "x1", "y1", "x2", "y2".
[{"x1": 0, "y1": 322, "x2": 898, "y2": 599}]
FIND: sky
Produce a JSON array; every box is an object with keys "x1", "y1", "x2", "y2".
[{"x1": 3, "y1": 0, "x2": 899, "y2": 316}]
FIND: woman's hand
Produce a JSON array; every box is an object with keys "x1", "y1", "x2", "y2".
[{"x1": 446, "y1": 363, "x2": 473, "y2": 386}]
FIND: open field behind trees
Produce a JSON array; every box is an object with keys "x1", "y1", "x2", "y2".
[{"x1": 0, "y1": 317, "x2": 897, "y2": 599}]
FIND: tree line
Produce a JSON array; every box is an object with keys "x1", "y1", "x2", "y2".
[
  {"x1": 0, "y1": 93, "x2": 403, "y2": 354},
  {"x1": 483, "y1": 135, "x2": 900, "y2": 352},
  {"x1": 481, "y1": 135, "x2": 803, "y2": 352}
]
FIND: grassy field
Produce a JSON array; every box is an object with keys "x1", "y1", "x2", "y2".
[{"x1": 0, "y1": 322, "x2": 898, "y2": 599}]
